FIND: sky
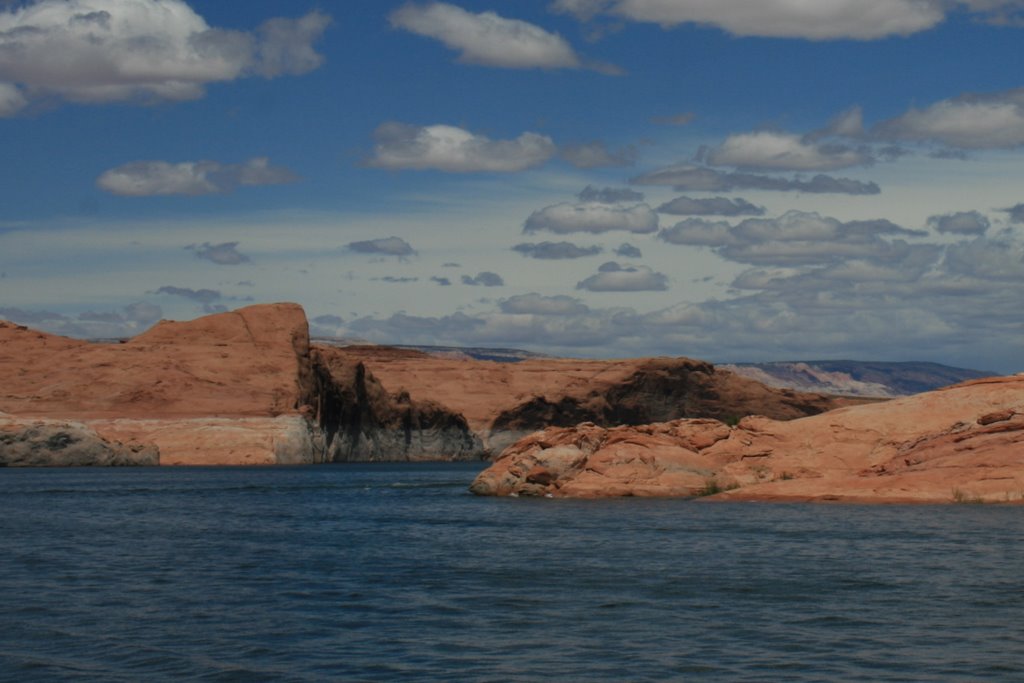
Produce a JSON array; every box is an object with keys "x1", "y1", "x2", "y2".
[{"x1": 2, "y1": 0, "x2": 1024, "y2": 373}]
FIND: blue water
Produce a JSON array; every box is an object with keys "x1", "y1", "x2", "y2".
[{"x1": 1, "y1": 464, "x2": 1023, "y2": 682}]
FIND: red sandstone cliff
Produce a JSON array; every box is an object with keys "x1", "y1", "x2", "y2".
[
  {"x1": 323, "y1": 346, "x2": 852, "y2": 454},
  {"x1": 470, "y1": 375, "x2": 1024, "y2": 503},
  {"x1": 0, "y1": 304, "x2": 479, "y2": 465}
]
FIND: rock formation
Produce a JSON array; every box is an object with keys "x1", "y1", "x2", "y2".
[
  {"x1": 0, "y1": 304, "x2": 479, "y2": 465},
  {"x1": 0, "y1": 414, "x2": 158, "y2": 467},
  {"x1": 470, "y1": 375, "x2": 1024, "y2": 503},
  {"x1": 323, "y1": 347, "x2": 852, "y2": 454},
  {"x1": 312, "y1": 347, "x2": 482, "y2": 461}
]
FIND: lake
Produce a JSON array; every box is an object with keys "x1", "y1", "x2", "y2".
[{"x1": 1, "y1": 463, "x2": 1022, "y2": 681}]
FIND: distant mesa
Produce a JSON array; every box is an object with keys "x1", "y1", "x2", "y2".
[{"x1": 721, "y1": 360, "x2": 991, "y2": 398}]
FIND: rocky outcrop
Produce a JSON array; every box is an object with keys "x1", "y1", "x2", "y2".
[
  {"x1": 312, "y1": 347, "x2": 482, "y2": 461},
  {"x1": 0, "y1": 305, "x2": 482, "y2": 465},
  {"x1": 487, "y1": 358, "x2": 842, "y2": 453},
  {"x1": 327, "y1": 348, "x2": 853, "y2": 455},
  {"x1": 471, "y1": 375, "x2": 1024, "y2": 503},
  {"x1": 0, "y1": 415, "x2": 158, "y2": 467}
]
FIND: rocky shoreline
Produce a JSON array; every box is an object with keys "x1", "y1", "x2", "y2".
[
  {"x1": 0, "y1": 302, "x2": 845, "y2": 467},
  {"x1": 4, "y1": 302, "x2": 1021, "y2": 504},
  {"x1": 470, "y1": 376, "x2": 1024, "y2": 504}
]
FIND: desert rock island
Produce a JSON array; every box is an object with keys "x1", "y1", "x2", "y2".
[{"x1": 2, "y1": 302, "x2": 1021, "y2": 503}]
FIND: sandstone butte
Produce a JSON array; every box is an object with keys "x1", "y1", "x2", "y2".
[
  {"x1": 1, "y1": 302, "x2": 848, "y2": 468},
  {"x1": 469, "y1": 374, "x2": 1024, "y2": 504}
]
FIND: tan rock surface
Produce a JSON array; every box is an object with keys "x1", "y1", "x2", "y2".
[
  {"x1": 328, "y1": 347, "x2": 852, "y2": 453},
  {"x1": 0, "y1": 304, "x2": 480, "y2": 465},
  {"x1": 0, "y1": 303, "x2": 318, "y2": 465},
  {"x1": 0, "y1": 303, "x2": 314, "y2": 419},
  {"x1": 471, "y1": 375, "x2": 1024, "y2": 503}
]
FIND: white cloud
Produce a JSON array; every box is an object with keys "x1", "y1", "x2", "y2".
[
  {"x1": 186, "y1": 241, "x2": 250, "y2": 265},
  {"x1": 554, "y1": 0, "x2": 945, "y2": 39},
  {"x1": 656, "y1": 196, "x2": 764, "y2": 216},
  {"x1": 0, "y1": 82, "x2": 26, "y2": 115},
  {"x1": 390, "y1": 2, "x2": 582, "y2": 69},
  {"x1": 659, "y1": 217, "x2": 736, "y2": 247},
  {"x1": 658, "y1": 210, "x2": 929, "y2": 267},
  {"x1": 631, "y1": 164, "x2": 881, "y2": 195},
  {"x1": 708, "y1": 131, "x2": 871, "y2": 170},
  {"x1": 513, "y1": 241, "x2": 603, "y2": 259},
  {"x1": 524, "y1": 202, "x2": 658, "y2": 234},
  {"x1": 462, "y1": 271, "x2": 505, "y2": 286},
  {"x1": 96, "y1": 157, "x2": 296, "y2": 196},
  {"x1": 346, "y1": 236, "x2": 417, "y2": 257},
  {"x1": 500, "y1": 293, "x2": 590, "y2": 315},
  {"x1": 577, "y1": 185, "x2": 645, "y2": 203},
  {"x1": 0, "y1": 0, "x2": 328, "y2": 114},
  {"x1": 876, "y1": 90, "x2": 1024, "y2": 149},
  {"x1": 369, "y1": 122, "x2": 556, "y2": 172},
  {"x1": 577, "y1": 261, "x2": 669, "y2": 291},
  {"x1": 927, "y1": 211, "x2": 991, "y2": 235}
]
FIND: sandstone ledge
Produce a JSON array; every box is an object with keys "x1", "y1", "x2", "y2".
[{"x1": 470, "y1": 375, "x2": 1024, "y2": 503}]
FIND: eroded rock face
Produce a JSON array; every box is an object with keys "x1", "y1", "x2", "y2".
[
  {"x1": 472, "y1": 375, "x2": 1024, "y2": 503},
  {"x1": 0, "y1": 416, "x2": 158, "y2": 467},
  {"x1": 313, "y1": 347, "x2": 482, "y2": 461},
  {"x1": 1, "y1": 304, "x2": 486, "y2": 465},
  {"x1": 325, "y1": 349, "x2": 850, "y2": 455}
]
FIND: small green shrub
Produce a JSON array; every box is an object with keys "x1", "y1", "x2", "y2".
[{"x1": 698, "y1": 478, "x2": 738, "y2": 497}]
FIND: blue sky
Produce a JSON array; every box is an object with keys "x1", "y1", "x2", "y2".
[{"x1": 2, "y1": 0, "x2": 1024, "y2": 373}]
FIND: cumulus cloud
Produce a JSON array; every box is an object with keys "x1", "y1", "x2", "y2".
[
  {"x1": 1000, "y1": 203, "x2": 1024, "y2": 223},
  {"x1": 97, "y1": 157, "x2": 296, "y2": 196},
  {"x1": 615, "y1": 243, "x2": 642, "y2": 258},
  {"x1": 550, "y1": 0, "x2": 945, "y2": 40},
  {"x1": 660, "y1": 210, "x2": 929, "y2": 267},
  {"x1": 577, "y1": 185, "x2": 644, "y2": 203},
  {"x1": 577, "y1": 261, "x2": 668, "y2": 291},
  {"x1": 0, "y1": 1, "x2": 328, "y2": 115},
  {"x1": 659, "y1": 218, "x2": 736, "y2": 247},
  {"x1": 152, "y1": 285, "x2": 221, "y2": 303},
  {"x1": 462, "y1": 271, "x2": 505, "y2": 286},
  {"x1": 657, "y1": 195, "x2": 765, "y2": 216},
  {"x1": 560, "y1": 141, "x2": 636, "y2": 168},
  {"x1": 431, "y1": 276, "x2": 452, "y2": 286},
  {"x1": 876, "y1": 89, "x2": 1024, "y2": 149},
  {"x1": 332, "y1": 226, "x2": 1024, "y2": 372},
  {"x1": 708, "y1": 131, "x2": 872, "y2": 171},
  {"x1": 345, "y1": 236, "x2": 416, "y2": 257},
  {"x1": 368, "y1": 122, "x2": 556, "y2": 172},
  {"x1": 186, "y1": 241, "x2": 250, "y2": 265},
  {"x1": 631, "y1": 164, "x2": 881, "y2": 195},
  {"x1": 927, "y1": 211, "x2": 991, "y2": 235},
  {"x1": 499, "y1": 293, "x2": 590, "y2": 315},
  {"x1": 524, "y1": 202, "x2": 658, "y2": 234},
  {"x1": 942, "y1": 234, "x2": 1024, "y2": 280},
  {"x1": 390, "y1": 2, "x2": 582, "y2": 69},
  {"x1": 513, "y1": 241, "x2": 602, "y2": 259}
]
